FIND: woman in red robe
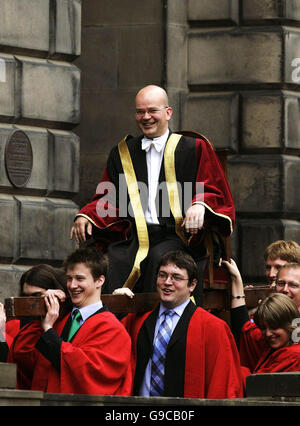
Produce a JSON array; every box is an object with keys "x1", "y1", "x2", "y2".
[
  {"x1": 223, "y1": 259, "x2": 300, "y2": 384},
  {"x1": 1, "y1": 264, "x2": 68, "y2": 366}
]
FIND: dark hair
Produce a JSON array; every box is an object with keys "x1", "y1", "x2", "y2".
[
  {"x1": 19, "y1": 264, "x2": 67, "y2": 295},
  {"x1": 157, "y1": 250, "x2": 198, "y2": 285},
  {"x1": 63, "y1": 246, "x2": 108, "y2": 280}
]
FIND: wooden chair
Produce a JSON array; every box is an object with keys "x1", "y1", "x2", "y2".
[{"x1": 176, "y1": 130, "x2": 232, "y2": 316}]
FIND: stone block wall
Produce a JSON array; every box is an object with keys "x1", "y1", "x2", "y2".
[{"x1": 0, "y1": 0, "x2": 81, "y2": 299}]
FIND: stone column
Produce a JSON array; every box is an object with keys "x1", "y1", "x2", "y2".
[{"x1": 0, "y1": 0, "x2": 81, "y2": 299}]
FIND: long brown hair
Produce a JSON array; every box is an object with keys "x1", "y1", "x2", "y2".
[{"x1": 19, "y1": 264, "x2": 67, "y2": 295}]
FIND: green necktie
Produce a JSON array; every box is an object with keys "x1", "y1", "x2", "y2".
[{"x1": 67, "y1": 309, "x2": 82, "y2": 342}]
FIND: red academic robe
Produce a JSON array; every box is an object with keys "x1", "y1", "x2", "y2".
[
  {"x1": 122, "y1": 302, "x2": 244, "y2": 399},
  {"x1": 239, "y1": 321, "x2": 268, "y2": 372},
  {"x1": 5, "y1": 319, "x2": 34, "y2": 389},
  {"x1": 76, "y1": 134, "x2": 235, "y2": 245},
  {"x1": 9, "y1": 311, "x2": 132, "y2": 395},
  {"x1": 239, "y1": 320, "x2": 300, "y2": 381},
  {"x1": 5, "y1": 319, "x2": 20, "y2": 347}
]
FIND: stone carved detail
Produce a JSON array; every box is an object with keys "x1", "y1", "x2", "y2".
[{"x1": 5, "y1": 130, "x2": 33, "y2": 188}]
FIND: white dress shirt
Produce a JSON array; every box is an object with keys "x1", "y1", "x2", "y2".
[{"x1": 141, "y1": 129, "x2": 169, "y2": 224}]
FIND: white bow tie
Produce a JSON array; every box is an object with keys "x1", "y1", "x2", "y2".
[{"x1": 141, "y1": 138, "x2": 164, "y2": 153}]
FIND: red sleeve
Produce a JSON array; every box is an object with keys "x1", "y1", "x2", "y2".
[
  {"x1": 256, "y1": 345, "x2": 300, "y2": 374},
  {"x1": 8, "y1": 321, "x2": 43, "y2": 389},
  {"x1": 121, "y1": 311, "x2": 152, "y2": 382},
  {"x1": 185, "y1": 309, "x2": 244, "y2": 399},
  {"x1": 194, "y1": 137, "x2": 235, "y2": 236},
  {"x1": 9, "y1": 321, "x2": 42, "y2": 364},
  {"x1": 76, "y1": 167, "x2": 131, "y2": 249},
  {"x1": 239, "y1": 320, "x2": 269, "y2": 372},
  {"x1": 203, "y1": 321, "x2": 244, "y2": 398},
  {"x1": 5, "y1": 320, "x2": 20, "y2": 347},
  {"x1": 77, "y1": 168, "x2": 119, "y2": 226}
]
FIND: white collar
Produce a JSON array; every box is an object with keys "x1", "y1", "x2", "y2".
[
  {"x1": 141, "y1": 129, "x2": 169, "y2": 152},
  {"x1": 71, "y1": 300, "x2": 103, "y2": 322}
]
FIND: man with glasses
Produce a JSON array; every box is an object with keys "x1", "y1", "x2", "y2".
[
  {"x1": 275, "y1": 263, "x2": 300, "y2": 309},
  {"x1": 119, "y1": 250, "x2": 244, "y2": 399},
  {"x1": 70, "y1": 85, "x2": 235, "y2": 295}
]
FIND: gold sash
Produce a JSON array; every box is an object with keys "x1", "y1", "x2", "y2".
[
  {"x1": 118, "y1": 137, "x2": 149, "y2": 289},
  {"x1": 118, "y1": 133, "x2": 185, "y2": 289},
  {"x1": 164, "y1": 133, "x2": 188, "y2": 244}
]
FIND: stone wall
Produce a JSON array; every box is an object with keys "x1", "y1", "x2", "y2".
[{"x1": 0, "y1": 0, "x2": 81, "y2": 300}]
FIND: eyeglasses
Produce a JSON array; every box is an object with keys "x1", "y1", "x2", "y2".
[
  {"x1": 135, "y1": 107, "x2": 169, "y2": 117},
  {"x1": 276, "y1": 280, "x2": 300, "y2": 290},
  {"x1": 157, "y1": 271, "x2": 189, "y2": 283}
]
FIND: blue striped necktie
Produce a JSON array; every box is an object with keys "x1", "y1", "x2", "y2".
[{"x1": 150, "y1": 309, "x2": 175, "y2": 396}]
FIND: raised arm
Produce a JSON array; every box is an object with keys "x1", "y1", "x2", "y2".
[
  {"x1": 222, "y1": 258, "x2": 245, "y2": 308},
  {"x1": 222, "y1": 258, "x2": 250, "y2": 347}
]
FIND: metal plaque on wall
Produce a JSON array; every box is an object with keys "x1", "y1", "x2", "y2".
[{"x1": 5, "y1": 130, "x2": 33, "y2": 187}]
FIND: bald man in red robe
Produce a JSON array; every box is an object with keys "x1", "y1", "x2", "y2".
[{"x1": 71, "y1": 85, "x2": 235, "y2": 295}]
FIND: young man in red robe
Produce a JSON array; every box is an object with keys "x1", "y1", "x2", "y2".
[
  {"x1": 70, "y1": 85, "x2": 235, "y2": 295},
  {"x1": 115, "y1": 250, "x2": 244, "y2": 399},
  {"x1": 8, "y1": 246, "x2": 132, "y2": 395}
]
